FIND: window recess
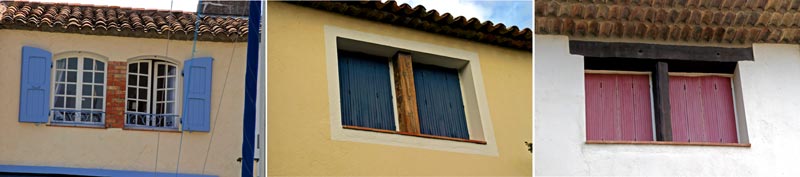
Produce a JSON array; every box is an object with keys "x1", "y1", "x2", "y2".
[{"x1": 50, "y1": 54, "x2": 107, "y2": 127}]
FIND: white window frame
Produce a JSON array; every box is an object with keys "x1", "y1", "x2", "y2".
[
  {"x1": 49, "y1": 51, "x2": 108, "y2": 127},
  {"x1": 324, "y1": 25, "x2": 498, "y2": 156},
  {"x1": 124, "y1": 57, "x2": 182, "y2": 130}
]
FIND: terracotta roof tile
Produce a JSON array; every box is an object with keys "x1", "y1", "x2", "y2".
[
  {"x1": 0, "y1": 0, "x2": 247, "y2": 42},
  {"x1": 535, "y1": 0, "x2": 800, "y2": 44},
  {"x1": 287, "y1": 1, "x2": 532, "y2": 51}
]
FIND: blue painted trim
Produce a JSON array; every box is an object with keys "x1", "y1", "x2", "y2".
[
  {"x1": 0, "y1": 165, "x2": 216, "y2": 177},
  {"x1": 242, "y1": 1, "x2": 261, "y2": 177}
]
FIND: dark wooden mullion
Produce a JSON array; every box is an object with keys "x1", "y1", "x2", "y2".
[
  {"x1": 392, "y1": 52, "x2": 421, "y2": 134},
  {"x1": 652, "y1": 62, "x2": 673, "y2": 141}
]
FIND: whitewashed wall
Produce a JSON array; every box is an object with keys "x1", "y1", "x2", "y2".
[{"x1": 535, "y1": 35, "x2": 800, "y2": 176}]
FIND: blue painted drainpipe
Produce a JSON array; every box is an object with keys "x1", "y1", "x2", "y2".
[{"x1": 242, "y1": 1, "x2": 261, "y2": 176}]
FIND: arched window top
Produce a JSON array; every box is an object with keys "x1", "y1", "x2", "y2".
[
  {"x1": 127, "y1": 55, "x2": 180, "y2": 66},
  {"x1": 54, "y1": 51, "x2": 108, "y2": 62}
]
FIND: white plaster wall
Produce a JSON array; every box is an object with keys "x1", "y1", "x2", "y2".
[{"x1": 535, "y1": 35, "x2": 800, "y2": 176}]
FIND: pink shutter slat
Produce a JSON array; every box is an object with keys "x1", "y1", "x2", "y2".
[
  {"x1": 601, "y1": 75, "x2": 617, "y2": 140},
  {"x1": 670, "y1": 76, "x2": 690, "y2": 142},
  {"x1": 585, "y1": 74, "x2": 602, "y2": 140},
  {"x1": 585, "y1": 73, "x2": 654, "y2": 141},
  {"x1": 619, "y1": 75, "x2": 636, "y2": 141},
  {"x1": 714, "y1": 76, "x2": 739, "y2": 143},
  {"x1": 633, "y1": 75, "x2": 654, "y2": 141},
  {"x1": 701, "y1": 77, "x2": 722, "y2": 142}
]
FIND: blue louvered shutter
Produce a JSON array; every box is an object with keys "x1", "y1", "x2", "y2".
[
  {"x1": 19, "y1": 46, "x2": 52, "y2": 123},
  {"x1": 413, "y1": 64, "x2": 469, "y2": 139},
  {"x1": 181, "y1": 57, "x2": 213, "y2": 132},
  {"x1": 338, "y1": 51, "x2": 395, "y2": 130}
]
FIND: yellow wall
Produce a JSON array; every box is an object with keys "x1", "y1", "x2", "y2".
[
  {"x1": 0, "y1": 30, "x2": 248, "y2": 177},
  {"x1": 267, "y1": 2, "x2": 532, "y2": 176}
]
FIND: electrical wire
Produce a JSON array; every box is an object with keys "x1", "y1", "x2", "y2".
[{"x1": 200, "y1": 35, "x2": 240, "y2": 174}]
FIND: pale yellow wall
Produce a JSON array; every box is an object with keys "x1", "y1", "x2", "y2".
[
  {"x1": 0, "y1": 30, "x2": 248, "y2": 177},
  {"x1": 267, "y1": 2, "x2": 532, "y2": 176}
]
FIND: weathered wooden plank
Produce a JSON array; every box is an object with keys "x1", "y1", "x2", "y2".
[
  {"x1": 652, "y1": 62, "x2": 673, "y2": 141},
  {"x1": 570, "y1": 41, "x2": 754, "y2": 62},
  {"x1": 392, "y1": 52, "x2": 421, "y2": 134}
]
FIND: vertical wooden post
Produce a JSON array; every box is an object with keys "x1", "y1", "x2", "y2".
[
  {"x1": 393, "y1": 52, "x2": 420, "y2": 134},
  {"x1": 652, "y1": 61, "x2": 673, "y2": 141}
]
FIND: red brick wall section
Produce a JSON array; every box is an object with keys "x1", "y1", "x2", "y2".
[{"x1": 105, "y1": 61, "x2": 127, "y2": 128}]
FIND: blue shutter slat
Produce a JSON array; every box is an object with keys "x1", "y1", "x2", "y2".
[
  {"x1": 338, "y1": 51, "x2": 395, "y2": 130},
  {"x1": 414, "y1": 64, "x2": 469, "y2": 139},
  {"x1": 19, "y1": 46, "x2": 52, "y2": 123},
  {"x1": 181, "y1": 57, "x2": 213, "y2": 132}
]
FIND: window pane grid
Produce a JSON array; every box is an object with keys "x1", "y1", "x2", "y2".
[
  {"x1": 125, "y1": 61, "x2": 178, "y2": 130},
  {"x1": 51, "y1": 57, "x2": 105, "y2": 125}
]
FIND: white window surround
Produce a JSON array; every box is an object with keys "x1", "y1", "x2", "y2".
[
  {"x1": 49, "y1": 51, "x2": 108, "y2": 127},
  {"x1": 123, "y1": 56, "x2": 183, "y2": 130},
  {"x1": 324, "y1": 25, "x2": 498, "y2": 156}
]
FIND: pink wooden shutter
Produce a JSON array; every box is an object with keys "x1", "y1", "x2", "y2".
[
  {"x1": 669, "y1": 76, "x2": 738, "y2": 143},
  {"x1": 585, "y1": 73, "x2": 653, "y2": 141}
]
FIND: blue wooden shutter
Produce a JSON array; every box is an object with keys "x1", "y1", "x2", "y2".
[
  {"x1": 338, "y1": 51, "x2": 395, "y2": 130},
  {"x1": 19, "y1": 46, "x2": 52, "y2": 123},
  {"x1": 181, "y1": 57, "x2": 213, "y2": 132},
  {"x1": 413, "y1": 64, "x2": 469, "y2": 139}
]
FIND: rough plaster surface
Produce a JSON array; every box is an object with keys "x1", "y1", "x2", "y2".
[
  {"x1": 535, "y1": 35, "x2": 800, "y2": 176},
  {"x1": 267, "y1": 2, "x2": 532, "y2": 176},
  {"x1": 0, "y1": 29, "x2": 248, "y2": 177}
]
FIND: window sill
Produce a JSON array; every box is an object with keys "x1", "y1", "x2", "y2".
[
  {"x1": 585, "y1": 140, "x2": 751, "y2": 147},
  {"x1": 343, "y1": 125, "x2": 487, "y2": 144},
  {"x1": 122, "y1": 126, "x2": 180, "y2": 133},
  {"x1": 47, "y1": 123, "x2": 106, "y2": 129}
]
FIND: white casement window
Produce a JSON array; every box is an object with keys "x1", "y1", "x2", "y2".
[
  {"x1": 125, "y1": 60, "x2": 179, "y2": 130},
  {"x1": 51, "y1": 53, "x2": 107, "y2": 127}
]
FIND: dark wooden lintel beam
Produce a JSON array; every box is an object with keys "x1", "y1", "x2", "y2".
[
  {"x1": 392, "y1": 52, "x2": 421, "y2": 134},
  {"x1": 652, "y1": 62, "x2": 673, "y2": 141},
  {"x1": 570, "y1": 41, "x2": 754, "y2": 62}
]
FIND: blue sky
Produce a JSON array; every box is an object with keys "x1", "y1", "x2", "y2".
[
  {"x1": 393, "y1": 0, "x2": 533, "y2": 29},
  {"x1": 28, "y1": 0, "x2": 532, "y2": 29}
]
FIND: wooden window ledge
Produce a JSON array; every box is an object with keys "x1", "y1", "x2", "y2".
[
  {"x1": 343, "y1": 125, "x2": 487, "y2": 144},
  {"x1": 586, "y1": 140, "x2": 751, "y2": 147}
]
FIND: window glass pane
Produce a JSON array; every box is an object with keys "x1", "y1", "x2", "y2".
[
  {"x1": 81, "y1": 98, "x2": 91, "y2": 109},
  {"x1": 127, "y1": 100, "x2": 137, "y2": 111},
  {"x1": 92, "y1": 113, "x2": 102, "y2": 122},
  {"x1": 93, "y1": 98, "x2": 103, "y2": 109},
  {"x1": 96, "y1": 61, "x2": 105, "y2": 71},
  {"x1": 129, "y1": 63, "x2": 138, "y2": 73},
  {"x1": 68, "y1": 58, "x2": 78, "y2": 69},
  {"x1": 82, "y1": 85, "x2": 92, "y2": 96},
  {"x1": 138, "y1": 89, "x2": 147, "y2": 99},
  {"x1": 66, "y1": 97, "x2": 76, "y2": 108},
  {"x1": 128, "y1": 75, "x2": 137, "y2": 86},
  {"x1": 167, "y1": 77, "x2": 175, "y2": 88},
  {"x1": 84, "y1": 58, "x2": 94, "y2": 70},
  {"x1": 139, "y1": 76, "x2": 148, "y2": 87},
  {"x1": 95, "y1": 73, "x2": 104, "y2": 83},
  {"x1": 158, "y1": 64, "x2": 166, "y2": 76},
  {"x1": 94, "y1": 85, "x2": 103, "y2": 96},
  {"x1": 66, "y1": 84, "x2": 76, "y2": 95},
  {"x1": 56, "y1": 70, "x2": 66, "y2": 82},
  {"x1": 168, "y1": 66, "x2": 176, "y2": 75},
  {"x1": 157, "y1": 90, "x2": 165, "y2": 102},
  {"x1": 156, "y1": 103, "x2": 164, "y2": 114},
  {"x1": 55, "y1": 96, "x2": 65, "y2": 108},
  {"x1": 157, "y1": 78, "x2": 165, "y2": 88},
  {"x1": 166, "y1": 103, "x2": 174, "y2": 114},
  {"x1": 137, "y1": 101, "x2": 148, "y2": 112},
  {"x1": 127, "y1": 87, "x2": 136, "y2": 99},
  {"x1": 167, "y1": 90, "x2": 175, "y2": 101},
  {"x1": 57, "y1": 59, "x2": 66, "y2": 69},
  {"x1": 140, "y1": 63, "x2": 149, "y2": 74},
  {"x1": 83, "y1": 72, "x2": 93, "y2": 83},
  {"x1": 56, "y1": 84, "x2": 66, "y2": 95},
  {"x1": 67, "y1": 71, "x2": 77, "y2": 82}
]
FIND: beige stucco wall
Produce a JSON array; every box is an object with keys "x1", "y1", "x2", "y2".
[
  {"x1": 267, "y1": 2, "x2": 532, "y2": 176},
  {"x1": 0, "y1": 29, "x2": 248, "y2": 177}
]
